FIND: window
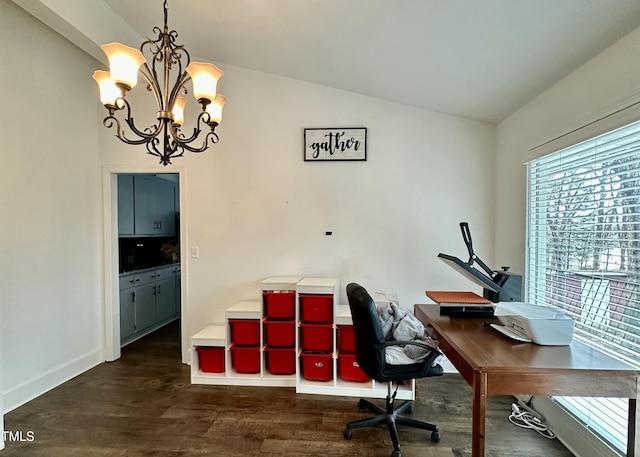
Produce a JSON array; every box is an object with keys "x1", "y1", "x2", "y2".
[{"x1": 527, "y1": 119, "x2": 640, "y2": 454}]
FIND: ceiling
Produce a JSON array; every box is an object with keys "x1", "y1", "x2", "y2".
[{"x1": 20, "y1": 0, "x2": 640, "y2": 124}]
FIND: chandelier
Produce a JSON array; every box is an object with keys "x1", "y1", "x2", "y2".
[{"x1": 93, "y1": 0, "x2": 226, "y2": 165}]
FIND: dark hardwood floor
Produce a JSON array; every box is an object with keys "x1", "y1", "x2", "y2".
[{"x1": 3, "y1": 321, "x2": 575, "y2": 456}]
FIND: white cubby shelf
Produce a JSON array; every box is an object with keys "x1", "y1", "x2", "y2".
[{"x1": 190, "y1": 276, "x2": 414, "y2": 400}]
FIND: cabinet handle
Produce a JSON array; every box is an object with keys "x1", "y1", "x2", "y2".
[
  {"x1": 153, "y1": 286, "x2": 157, "y2": 296},
  {"x1": 157, "y1": 285, "x2": 161, "y2": 294}
]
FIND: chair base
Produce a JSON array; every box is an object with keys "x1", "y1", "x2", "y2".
[{"x1": 343, "y1": 384, "x2": 439, "y2": 457}]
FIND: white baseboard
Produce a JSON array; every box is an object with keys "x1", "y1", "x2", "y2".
[{"x1": 2, "y1": 349, "x2": 102, "y2": 413}]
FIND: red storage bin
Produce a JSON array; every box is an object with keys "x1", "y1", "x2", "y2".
[
  {"x1": 299, "y1": 294, "x2": 333, "y2": 324},
  {"x1": 263, "y1": 319, "x2": 295, "y2": 347},
  {"x1": 338, "y1": 325, "x2": 355, "y2": 353},
  {"x1": 263, "y1": 290, "x2": 296, "y2": 320},
  {"x1": 230, "y1": 345, "x2": 260, "y2": 373},
  {"x1": 265, "y1": 347, "x2": 296, "y2": 375},
  {"x1": 300, "y1": 352, "x2": 333, "y2": 381},
  {"x1": 299, "y1": 323, "x2": 333, "y2": 352},
  {"x1": 196, "y1": 347, "x2": 225, "y2": 373},
  {"x1": 229, "y1": 319, "x2": 260, "y2": 346},
  {"x1": 338, "y1": 353, "x2": 370, "y2": 382}
]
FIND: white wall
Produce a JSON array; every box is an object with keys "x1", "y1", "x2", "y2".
[
  {"x1": 100, "y1": 63, "x2": 497, "y2": 348},
  {"x1": 1, "y1": 0, "x2": 496, "y2": 414},
  {"x1": 0, "y1": 2, "x2": 104, "y2": 412},
  {"x1": 496, "y1": 23, "x2": 640, "y2": 457}
]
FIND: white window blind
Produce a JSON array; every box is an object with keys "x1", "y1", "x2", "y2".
[{"x1": 527, "y1": 119, "x2": 640, "y2": 455}]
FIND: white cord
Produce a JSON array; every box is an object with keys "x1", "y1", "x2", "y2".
[{"x1": 508, "y1": 403, "x2": 556, "y2": 439}]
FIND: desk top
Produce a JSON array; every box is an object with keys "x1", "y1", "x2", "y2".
[{"x1": 414, "y1": 303, "x2": 638, "y2": 375}]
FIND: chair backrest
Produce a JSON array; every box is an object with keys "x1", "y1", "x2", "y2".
[{"x1": 346, "y1": 282, "x2": 387, "y2": 380}]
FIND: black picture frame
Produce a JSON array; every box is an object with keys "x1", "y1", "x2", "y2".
[{"x1": 304, "y1": 127, "x2": 367, "y2": 161}]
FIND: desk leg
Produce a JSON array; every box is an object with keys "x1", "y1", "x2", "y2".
[
  {"x1": 629, "y1": 398, "x2": 638, "y2": 457},
  {"x1": 472, "y1": 371, "x2": 487, "y2": 457}
]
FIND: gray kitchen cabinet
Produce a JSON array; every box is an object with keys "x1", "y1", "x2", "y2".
[
  {"x1": 175, "y1": 265, "x2": 181, "y2": 314},
  {"x1": 119, "y1": 286, "x2": 135, "y2": 340},
  {"x1": 118, "y1": 175, "x2": 135, "y2": 235},
  {"x1": 118, "y1": 174, "x2": 177, "y2": 237},
  {"x1": 155, "y1": 266, "x2": 177, "y2": 322},
  {"x1": 133, "y1": 175, "x2": 176, "y2": 236},
  {"x1": 119, "y1": 265, "x2": 180, "y2": 346},
  {"x1": 135, "y1": 282, "x2": 157, "y2": 332}
]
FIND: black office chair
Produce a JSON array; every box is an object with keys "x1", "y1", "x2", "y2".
[{"x1": 343, "y1": 282, "x2": 443, "y2": 457}]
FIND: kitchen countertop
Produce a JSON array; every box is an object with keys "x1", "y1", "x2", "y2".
[{"x1": 120, "y1": 262, "x2": 180, "y2": 277}]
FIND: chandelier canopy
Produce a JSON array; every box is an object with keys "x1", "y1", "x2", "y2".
[{"x1": 93, "y1": 0, "x2": 226, "y2": 165}]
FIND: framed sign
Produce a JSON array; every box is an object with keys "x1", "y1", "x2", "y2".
[{"x1": 304, "y1": 128, "x2": 367, "y2": 161}]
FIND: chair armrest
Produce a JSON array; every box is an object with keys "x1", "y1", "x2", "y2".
[
  {"x1": 375, "y1": 339, "x2": 443, "y2": 374},
  {"x1": 375, "y1": 340, "x2": 442, "y2": 355}
]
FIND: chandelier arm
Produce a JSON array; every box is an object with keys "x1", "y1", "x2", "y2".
[
  {"x1": 102, "y1": 115, "x2": 127, "y2": 142},
  {"x1": 176, "y1": 130, "x2": 220, "y2": 153},
  {"x1": 123, "y1": 118, "x2": 162, "y2": 142},
  {"x1": 158, "y1": 122, "x2": 186, "y2": 165},
  {"x1": 146, "y1": 135, "x2": 183, "y2": 163},
  {"x1": 145, "y1": 136, "x2": 166, "y2": 162},
  {"x1": 167, "y1": 110, "x2": 211, "y2": 144},
  {"x1": 112, "y1": 96, "x2": 164, "y2": 142},
  {"x1": 103, "y1": 112, "x2": 149, "y2": 146},
  {"x1": 165, "y1": 145, "x2": 185, "y2": 161},
  {"x1": 160, "y1": 42, "x2": 172, "y2": 114},
  {"x1": 138, "y1": 35, "x2": 191, "y2": 117},
  {"x1": 167, "y1": 44, "x2": 189, "y2": 79},
  {"x1": 138, "y1": 63, "x2": 164, "y2": 112},
  {"x1": 150, "y1": 139, "x2": 184, "y2": 167},
  {"x1": 168, "y1": 72, "x2": 191, "y2": 111},
  {"x1": 163, "y1": 46, "x2": 190, "y2": 113}
]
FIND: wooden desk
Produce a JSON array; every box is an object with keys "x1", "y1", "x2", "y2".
[{"x1": 414, "y1": 304, "x2": 640, "y2": 457}]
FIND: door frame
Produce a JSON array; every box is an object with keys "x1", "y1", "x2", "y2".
[{"x1": 102, "y1": 165, "x2": 188, "y2": 363}]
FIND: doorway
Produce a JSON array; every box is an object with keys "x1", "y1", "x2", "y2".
[{"x1": 102, "y1": 166, "x2": 188, "y2": 364}]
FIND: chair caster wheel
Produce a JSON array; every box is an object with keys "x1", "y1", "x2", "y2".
[
  {"x1": 391, "y1": 451, "x2": 402, "y2": 457},
  {"x1": 431, "y1": 431, "x2": 440, "y2": 443},
  {"x1": 343, "y1": 428, "x2": 352, "y2": 440}
]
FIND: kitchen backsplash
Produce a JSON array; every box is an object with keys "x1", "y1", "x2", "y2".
[{"x1": 119, "y1": 237, "x2": 180, "y2": 273}]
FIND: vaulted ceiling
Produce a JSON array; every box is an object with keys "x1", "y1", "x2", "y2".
[{"x1": 15, "y1": 0, "x2": 640, "y2": 123}]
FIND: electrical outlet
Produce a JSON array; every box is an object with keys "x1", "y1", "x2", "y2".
[{"x1": 191, "y1": 246, "x2": 199, "y2": 258}]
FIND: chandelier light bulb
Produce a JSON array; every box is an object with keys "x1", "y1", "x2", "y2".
[
  {"x1": 101, "y1": 42, "x2": 146, "y2": 90},
  {"x1": 92, "y1": 70, "x2": 121, "y2": 107},
  {"x1": 172, "y1": 96, "x2": 188, "y2": 126},
  {"x1": 186, "y1": 62, "x2": 224, "y2": 104},
  {"x1": 205, "y1": 94, "x2": 227, "y2": 125}
]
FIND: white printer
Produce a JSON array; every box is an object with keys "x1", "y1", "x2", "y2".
[{"x1": 491, "y1": 302, "x2": 575, "y2": 346}]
